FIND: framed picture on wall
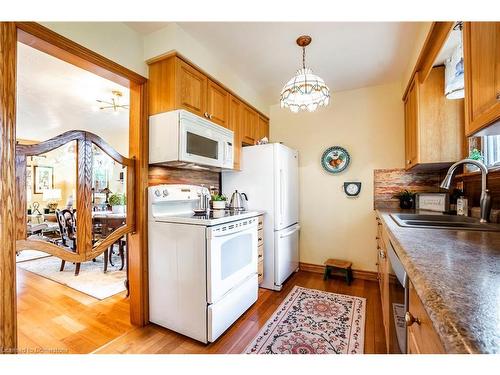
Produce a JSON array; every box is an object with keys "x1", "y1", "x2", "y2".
[{"x1": 34, "y1": 166, "x2": 54, "y2": 194}]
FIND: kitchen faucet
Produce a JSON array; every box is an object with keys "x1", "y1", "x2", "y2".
[{"x1": 440, "y1": 158, "x2": 491, "y2": 223}]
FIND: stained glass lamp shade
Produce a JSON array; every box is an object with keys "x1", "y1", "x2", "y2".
[{"x1": 280, "y1": 35, "x2": 330, "y2": 113}]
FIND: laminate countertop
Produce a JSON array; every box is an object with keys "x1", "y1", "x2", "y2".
[{"x1": 376, "y1": 209, "x2": 500, "y2": 354}]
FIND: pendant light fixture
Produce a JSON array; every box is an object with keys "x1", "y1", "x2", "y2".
[{"x1": 280, "y1": 35, "x2": 330, "y2": 113}]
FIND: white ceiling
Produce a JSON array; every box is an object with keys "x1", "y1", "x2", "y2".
[
  {"x1": 16, "y1": 42, "x2": 129, "y2": 153},
  {"x1": 125, "y1": 22, "x2": 169, "y2": 35},
  {"x1": 134, "y1": 22, "x2": 422, "y2": 105}
]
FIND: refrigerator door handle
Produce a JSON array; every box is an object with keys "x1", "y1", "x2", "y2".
[
  {"x1": 279, "y1": 225, "x2": 300, "y2": 238},
  {"x1": 280, "y1": 168, "x2": 285, "y2": 225}
]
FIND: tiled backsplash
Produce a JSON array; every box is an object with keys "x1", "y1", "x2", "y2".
[
  {"x1": 373, "y1": 168, "x2": 444, "y2": 209},
  {"x1": 149, "y1": 166, "x2": 220, "y2": 192}
]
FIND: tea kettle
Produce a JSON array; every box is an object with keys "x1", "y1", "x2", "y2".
[{"x1": 228, "y1": 190, "x2": 248, "y2": 211}]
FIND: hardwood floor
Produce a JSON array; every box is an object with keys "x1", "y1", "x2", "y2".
[
  {"x1": 95, "y1": 271, "x2": 387, "y2": 354},
  {"x1": 16, "y1": 267, "x2": 132, "y2": 354}
]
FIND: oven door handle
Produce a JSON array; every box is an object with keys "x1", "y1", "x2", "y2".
[{"x1": 211, "y1": 225, "x2": 255, "y2": 238}]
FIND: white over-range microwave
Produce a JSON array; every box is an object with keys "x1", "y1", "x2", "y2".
[{"x1": 149, "y1": 109, "x2": 234, "y2": 170}]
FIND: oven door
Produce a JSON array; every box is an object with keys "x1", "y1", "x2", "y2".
[
  {"x1": 207, "y1": 217, "x2": 258, "y2": 304},
  {"x1": 179, "y1": 113, "x2": 224, "y2": 168}
]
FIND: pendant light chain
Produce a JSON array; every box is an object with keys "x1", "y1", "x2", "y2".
[{"x1": 302, "y1": 46, "x2": 306, "y2": 69}]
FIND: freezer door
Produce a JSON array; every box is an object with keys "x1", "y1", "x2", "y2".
[
  {"x1": 274, "y1": 145, "x2": 299, "y2": 230},
  {"x1": 274, "y1": 223, "x2": 300, "y2": 287}
]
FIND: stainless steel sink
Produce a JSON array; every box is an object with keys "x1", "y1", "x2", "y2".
[{"x1": 390, "y1": 213, "x2": 500, "y2": 232}]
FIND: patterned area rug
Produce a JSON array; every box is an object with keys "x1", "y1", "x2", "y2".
[
  {"x1": 245, "y1": 286, "x2": 366, "y2": 354},
  {"x1": 17, "y1": 253, "x2": 126, "y2": 300}
]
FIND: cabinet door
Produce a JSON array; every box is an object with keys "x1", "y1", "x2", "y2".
[
  {"x1": 241, "y1": 104, "x2": 259, "y2": 145},
  {"x1": 464, "y1": 22, "x2": 500, "y2": 135},
  {"x1": 257, "y1": 116, "x2": 270, "y2": 141},
  {"x1": 207, "y1": 79, "x2": 230, "y2": 127},
  {"x1": 175, "y1": 58, "x2": 207, "y2": 117},
  {"x1": 229, "y1": 95, "x2": 243, "y2": 170},
  {"x1": 404, "y1": 75, "x2": 419, "y2": 169},
  {"x1": 407, "y1": 282, "x2": 445, "y2": 354}
]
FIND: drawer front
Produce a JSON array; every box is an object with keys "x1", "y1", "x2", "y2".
[
  {"x1": 258, "y1": 259, "x2": 264, "y2": 284},
  {"x1": 407, "y1": 282, "x2": 445, "y2": 354},
  {"x1": 258, "y1": 215, "x2": 264, "y2": 229},
  {"x1": 258, "y1": 228, "x2": 264, "y2": 247}
]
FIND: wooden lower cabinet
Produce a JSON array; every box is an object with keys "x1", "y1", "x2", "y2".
[
  {"x1": 258, "y1": 215, "x2": 264, "y2": 285},
  {"x1": 376, "y1": 217, "x2": 392, "y2": 353},
  {"x1": 407, "y1": 281, "x2": 445, "y2": 354},
  {"x1": 376, "y1": 216, "x2": 446, "y2": 354}
]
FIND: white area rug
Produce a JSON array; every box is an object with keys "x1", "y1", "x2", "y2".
[
  {"x1": 16, "y1": 250, "x2": 51, "y2": 263},
  {"x1": 17, "y1": 253, "x2": 126, "y2": 300}
]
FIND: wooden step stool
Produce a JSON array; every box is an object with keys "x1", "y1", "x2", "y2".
[{"x1": 323, "y1": 259, "x2": 353, "y2": 285}]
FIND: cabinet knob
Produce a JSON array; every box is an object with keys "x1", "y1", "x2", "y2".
[
  {"x1": 376, "y1": 236, "x2": 380, "y2": 240},
  {"x1": 209, "y1": 114, "x2": 213, "y2": 120},
  {"x1": 407, "y1": 159, "x2": 412, "y2": 165},
  {"x1": 204, "y1": 112, "x2": 209, "y2": 118},
  {"x1": 496, "y1": 93, "x2": 500, "y2": 101},
  {"x1": 405, "y1": 312, "x2": 421, "y2": 327}
]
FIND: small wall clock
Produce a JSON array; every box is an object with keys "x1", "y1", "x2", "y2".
[
  {"x1": 344, "y1": 182, "x2": 362, "y2": 197},
  {"x1": 321, "y1": 146, "x2": 350, "y2": 174}
]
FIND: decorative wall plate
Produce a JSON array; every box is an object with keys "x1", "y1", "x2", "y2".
[{"x1": 321, "y1": 146, "x2": 350, "y2": 174}]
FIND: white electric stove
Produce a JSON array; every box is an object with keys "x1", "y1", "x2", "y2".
[{"x1": 148, "y1": 184, "x2": 260, "y2": 343}]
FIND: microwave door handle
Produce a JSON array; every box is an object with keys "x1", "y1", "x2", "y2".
[{"x1": 279, "y1": 225, "x2": 300, "y2": 238}]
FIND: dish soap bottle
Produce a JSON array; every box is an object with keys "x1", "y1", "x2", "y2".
[{"x1": 457, "y1": 196, "x2": 469, "y2": 216}]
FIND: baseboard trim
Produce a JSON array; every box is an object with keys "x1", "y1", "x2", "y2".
[{"x1": 299, "y1": 262, "x2": 378, "y2": 282}]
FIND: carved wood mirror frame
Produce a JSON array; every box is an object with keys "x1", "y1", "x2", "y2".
[{"x1": 16, "y1": 131, "x2": 136, "y2": 262}]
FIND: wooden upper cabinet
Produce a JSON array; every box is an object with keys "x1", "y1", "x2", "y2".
[
  {"x1": 175, "y1": 59, "x2": 207, "y2": 117},
  {"x1": 404, "y1": 75, "x2": 419, "y2": 169},
  {"x1": 257, "y1": 116, "x2": 270, "y2": 141},
  {"x1": 463, "y1": 22, "x2": 500, "y2": 135},
  {"x1": 148, "y1": 55, "x2": 207, "y2": 117},
  {"x1": 404, "y1": 68, "x2": 464, "y2": 170},
  {"x1": 241, "y1": 104, "x2": 259, "y2": 145},
  {"x1": 206, "y1": 79, "x2": 230, "y2": 127},
  {"x1": 229, "y1": 95, "x2": 243, "y2": 170}
]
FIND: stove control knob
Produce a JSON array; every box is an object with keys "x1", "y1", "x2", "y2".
[
  {"x1": 162, "y1": 189, "x2": 169, "y2": 197},
  {"x1": 154, "y1": 189, "x2": 161, "y2": 197}
]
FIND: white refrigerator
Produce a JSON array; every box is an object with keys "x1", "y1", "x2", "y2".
[{"x1": 222, "y1": 143, "x2": 300, "y2": 291}]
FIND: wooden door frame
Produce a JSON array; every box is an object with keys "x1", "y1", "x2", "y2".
[{"x1": 0, "y1": 22, "x2": 149, "y2": 353}]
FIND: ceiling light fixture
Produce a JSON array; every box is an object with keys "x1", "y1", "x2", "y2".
[
  {"x1": 96, "y1": 90, "x2": 129, "y2": 113},
  {"x1": 280, "y1": 35, "x2": 330, "y2": 113}
]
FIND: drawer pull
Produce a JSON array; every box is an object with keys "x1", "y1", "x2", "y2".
[
  {"x1": 258, "y1": 237, "x2": 263, "y2": 241},
  {"x1": 496, "y1": 92, "x2": 500, "y2": 100},
  {"x1": 405, "y1": 312, "x2": 421, "y2": 327},
  {"x1": 258, "y1": 254, "x2": 263, "y2": 258}
]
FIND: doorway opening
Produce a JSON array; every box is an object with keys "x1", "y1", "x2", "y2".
[{"x1": 0, "y1": 23, "x2": 148, "y2": 354}]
